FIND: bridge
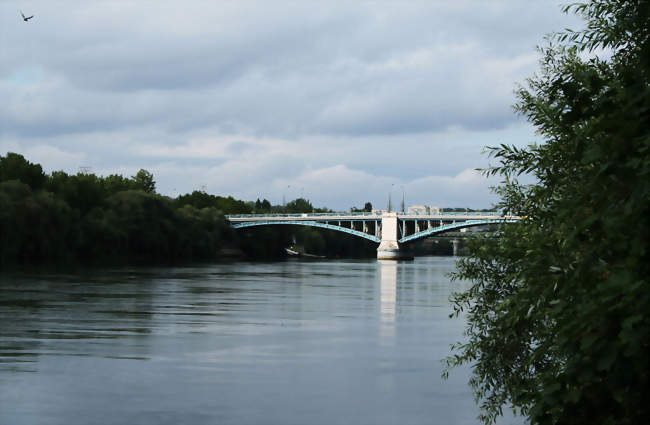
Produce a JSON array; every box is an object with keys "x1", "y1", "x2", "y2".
[{"x1": 226, "y1": 211, "x2": 520, "y2": 260}]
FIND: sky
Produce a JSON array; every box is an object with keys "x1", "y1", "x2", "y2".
[{"x1": 0, "y1": 1, "x2": 583, "y2": 210}]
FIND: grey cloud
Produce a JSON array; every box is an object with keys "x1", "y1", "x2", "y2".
[
  {"x1": 2, "y1": 1, "x2": 582, "y2": 139},
  {"x1": 1, "y1": 1, "x2": 578, "y2": 208},
  {"x1": 226, "y1": 142, "x2": 257, "y2": 154},
  {"x1": 29, "y1": 3, "x2": 366, "y2": 93}
]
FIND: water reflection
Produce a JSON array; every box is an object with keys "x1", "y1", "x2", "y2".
[
  {"x1": 379, "y1": 261, "x2": 398, "y2": 322},
  {"x1": 378, "y1": 260, "x2": 397, "y2": 345},
  {"x1": 0, "y1": 258, "x2": 512, "y2": 425}
]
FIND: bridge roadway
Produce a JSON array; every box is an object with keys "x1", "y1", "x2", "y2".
[{"x1": 226, "y1": 211, "x2": 520, "y2": 260}]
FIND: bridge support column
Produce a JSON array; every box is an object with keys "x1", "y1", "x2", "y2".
[
  {"x1": 452, "y1": 239, "x2": 460, "y2": 256},
  {"x1": 377, "y1": 213, "x2": 413, "y2": 260}
]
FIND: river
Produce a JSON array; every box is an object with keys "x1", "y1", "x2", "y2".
[{"x1": 0, "y1": 257, "x2": 520, "y2": 425}]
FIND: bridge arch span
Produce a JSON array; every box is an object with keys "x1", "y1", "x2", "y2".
[
  {"x1": 399, "y1": 219, "x2": 519, "y2": 244},
  {"x1": 231, "y1": 220, "x2": 381, "y2": 243},
  {"x1": 226, "y1": 212, "x2": 520, "y2": 259}
]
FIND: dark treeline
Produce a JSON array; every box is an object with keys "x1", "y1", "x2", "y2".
[
  {"x1": 1, "y1": 152, "x2": 234, "y2": 265},
  {"x1": 0, "y1": 153, "x2": 380, "y2": 266}
]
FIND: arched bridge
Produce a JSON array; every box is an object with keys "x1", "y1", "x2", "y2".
[{"x1": 226, "y1": 211, "x2": 520, "y2": 259}]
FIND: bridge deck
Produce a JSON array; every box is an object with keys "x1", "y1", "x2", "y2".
[
  {"x1": 226, "y1": 212, "x2": 520, "y2": 246},
  {"x1": 226, "y1": 212, "x2": 514, "y2": 222}
]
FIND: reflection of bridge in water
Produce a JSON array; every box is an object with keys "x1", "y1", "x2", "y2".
[{"x1": 226, "y1": 211, "x2": 520, "y2": 260}]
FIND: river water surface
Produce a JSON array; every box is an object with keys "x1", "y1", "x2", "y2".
[{"x1": 0, "y1": 257, "x2": 519, "y2": 425}]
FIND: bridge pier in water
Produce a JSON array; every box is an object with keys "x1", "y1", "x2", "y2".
[{"x1": 377, "y1": 212, "x2": 414, "y2": 260}]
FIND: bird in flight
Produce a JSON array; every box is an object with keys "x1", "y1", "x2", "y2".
[{"x1": 20, "y1": 11, "x2": 34, "y2": 22}]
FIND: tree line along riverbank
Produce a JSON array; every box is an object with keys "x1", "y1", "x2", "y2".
[{"x1": 2, "y1": 153, "x2": 431, "y2": 266}]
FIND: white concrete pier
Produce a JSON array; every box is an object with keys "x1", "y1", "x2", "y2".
[{"x1": 376, "y1": 212, "x2": 414, "y2": 260}]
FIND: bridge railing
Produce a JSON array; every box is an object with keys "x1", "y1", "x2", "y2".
[
  {"x1": 226, "y1": 212, "x2": 383, "y2": 218},
  {"x1": 225, "y1": 211, "x2": 502, "y2": 219},
  {"x1": 400, "y1": 211, "x2": 501, "y2": 217}
]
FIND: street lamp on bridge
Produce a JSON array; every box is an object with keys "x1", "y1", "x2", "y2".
[{"x1": 388, "y1": 183, "x2": 395, "y2": 212}]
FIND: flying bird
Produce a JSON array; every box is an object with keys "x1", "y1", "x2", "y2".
[{"x1": 20, "y1": 11, "x2": 34, "y2": 22}]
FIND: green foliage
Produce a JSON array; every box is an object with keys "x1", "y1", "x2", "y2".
[
  {"x1": 446, "y1": 1, "x2": 649, "y2": 424},
  {"x1": 132, "y1": 169, "x2": 156, "y2": 193},
  {"x1": 254, "y1": 198, "x2": 272, "y2": 212},
  {"x1": 0, "y1": 154, "x2": 380, "y2": 264},
  {"x1": 175, "y1": 205, "x2": 230, "y2": 258},
  {"x1": 46, "y1": 171, "x2": 107, "y2": 215},
  {"x1": 75, "y1": 191, "x2": 231, "y2": 263},
  {"x1": 351, "y1": 201, "x2": 373, "y2": 213},
  {"x1": 90, "y1": 190, "x2": 178, "y2": 260},
  {"x1": 104, "y1": 173, "x2": 138, "y2": 195},
  {"x1": 174, "y1": 190, "x2": 253, "y2": 214},
  {"x1": 284, "y1": 197, "x2": 313, "y2": 213},
  {"x1": 0, "y1": 152, "x2": 46, "y2": 190},
  {"x1": 237, "y1": 226, "x2": 289, "y2": 259},
  {"x1": 261, "y1": 198, "x2": 272, "y2": 211},
  {"x1": 0, "y1": 180, "x2": 75, "y2": 264},
  {"x1": 0, "y1": 158, "x2": 239, "y2": 265}
]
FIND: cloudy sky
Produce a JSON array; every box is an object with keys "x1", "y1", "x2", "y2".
[{"x1": 1, "y1": 1, "x2": 582, "y2": 210}]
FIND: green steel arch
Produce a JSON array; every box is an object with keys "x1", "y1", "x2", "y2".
[
  {"x1": 399, "y1": 219, "x2": 518, "y2": 243},
  {"x1": 231, "y1": 220, "x2": 381, "y2": 243}
]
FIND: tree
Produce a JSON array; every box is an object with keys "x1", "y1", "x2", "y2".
[
  {"x1": 104, "y1": 174, "x2": 137, "y2": 195},
  {"x1": 174, "y1": 191, "x2": 253, "y2": 214},
  {"x1": 254, "y1": 198, "x2": 273, "y2": 213},
  {"x1": 351, "y1": 202, "x2": 373, "y2": 213},
  {"x1": 0, "y1": 180, "x2": 75, "y2": 264},
  {"x1": 445, "y1": 1, "x2": 649, "y2": 424},
  {"x1": 284, "y1": 198, "x2": 313, "y2": 213},
  {"x1": 46, "y1": 171, "x2": 106, "y2": 215},
  {"x1": 132, "y1": 169, "x2": 156, "y2": 193},
  {"x1": 0, "y1": 152, "x2": 46, "y2": 190},
  {"x1": 101, "y1": 190, "x2": 178, "y2": 261}
]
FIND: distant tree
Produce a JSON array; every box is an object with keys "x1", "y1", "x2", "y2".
[
  {"x1": 173, "y1": 205, "x2": 230, "y2": 259},
  {"x1": 0, "y1": 153, "x2": 380, "y2": 264},
  {"x1": 284, "y1": 198, "x2": 313, "y2": 213},
  {"x1": 132, "y1": 169, "x2": 156, "y2": 193},
  {"x1": 446, "y1": 1, "x2": 650, "y2": 424},
  {"x1": 46, "y1": 171, "x2": 106, "y2": 215},
  {"x1": 254, "y1": 198, "x2": 273, "y2": 213},
  {"x1": 45, "y1": 170, "x2": 69, "y2": 194},
  {"x1": 213, "y1": 195, "x2": 253, "y2": 214},
  {"x1": 0, "y1": 180, "x2": 75, "y2": 264},
  {"x1": 104, "y1": 174, "x2": 137, "y2": 195},
  {"x1": 0, "y1": 152, "x2": 46, "y2": 190},
  {"x1": 174, "y1": 191, "x2": 252, "y2": 214},
  {"x1": 175, "y1": 191, "x2": 216, "y2": 209},
  {"x1": 313, "y1": 206, "x2": 333, "y2": 213},
  {"x1": 351, "y1": 202, "x2": 373, "y2": 213},
  {"x1": 101, "y1": 190, "x2": 178, "y2": 260}
]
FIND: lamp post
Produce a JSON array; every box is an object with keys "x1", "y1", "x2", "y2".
[
  {"x1": 388, "y1": 183, "x2": 395, "y2": 212},
  {"x1": 401, "y1": 185, "x2": 405, "y2": 213},
  {"x1": 283, "y1": 184, "x2": 291, "y2": 207}
]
